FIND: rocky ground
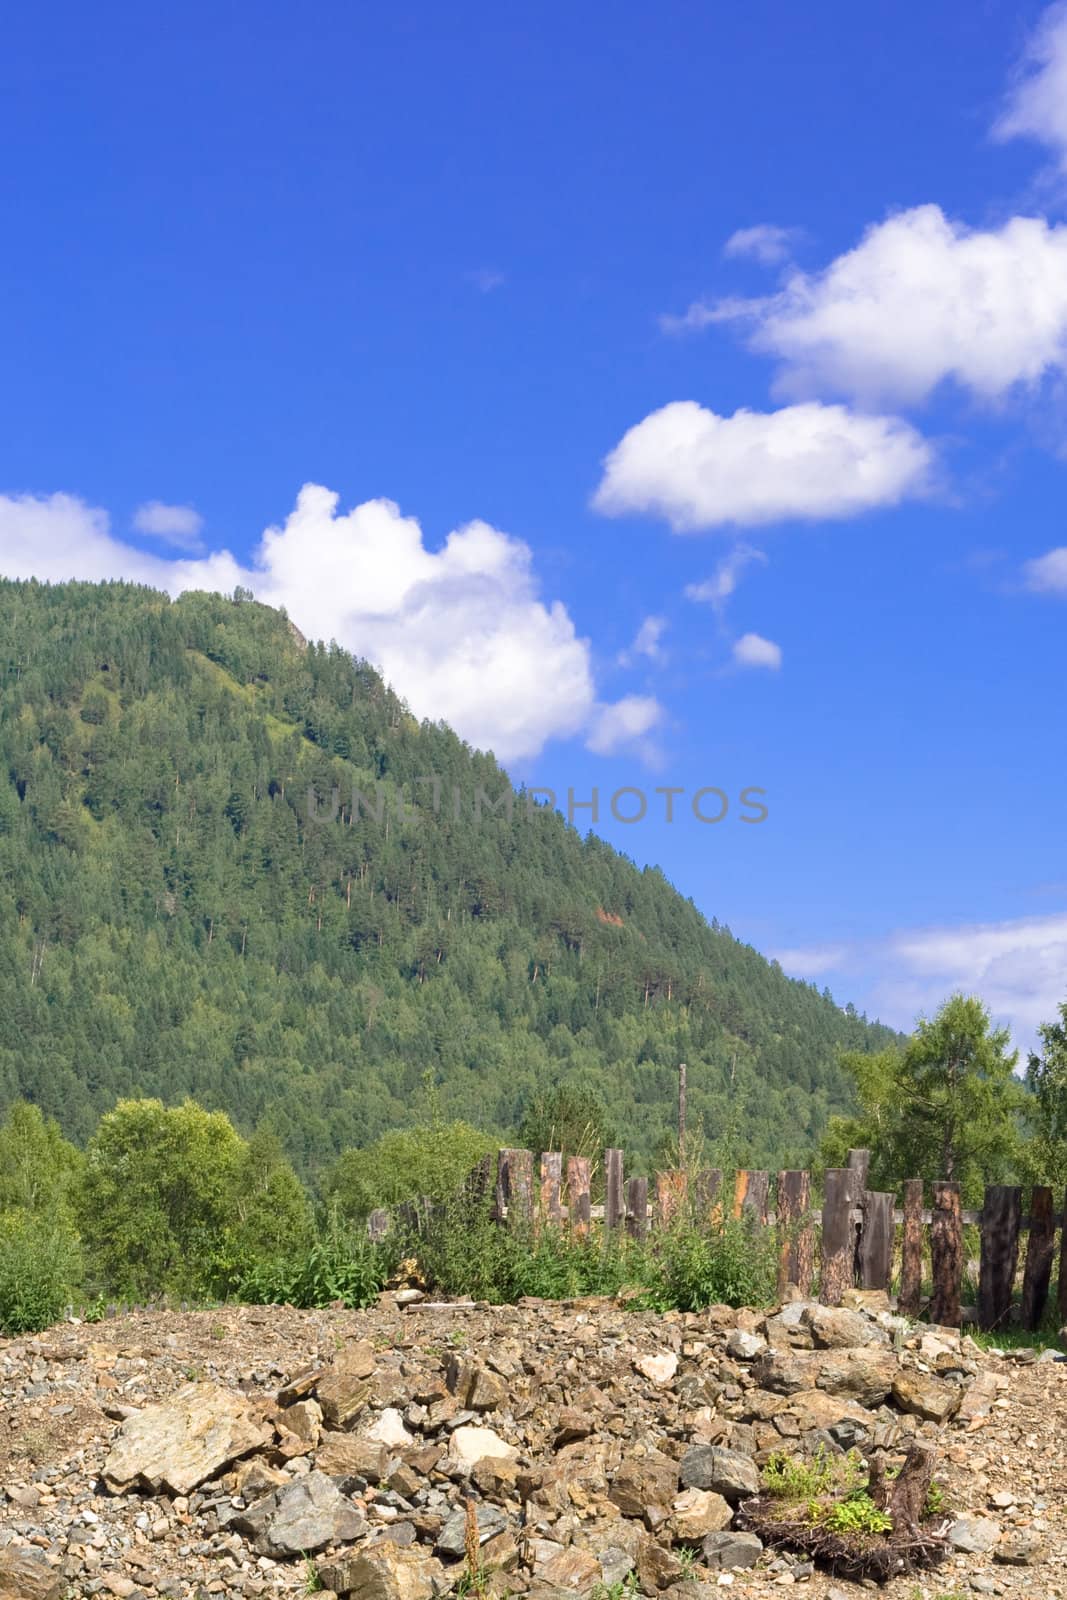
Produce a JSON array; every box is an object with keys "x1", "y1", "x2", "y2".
[{"x1": 1, "y1": 1287, "x2": 1065, "y2": 1600}]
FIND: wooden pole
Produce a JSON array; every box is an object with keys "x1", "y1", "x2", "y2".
[
  {"x1": 820, "y1": 1169, "x2": 854, "y2": 1306},
  {"x1": 539, "y1": 1152, "x2": 563, "y2": 1229},
  {"x1": 678, "y1": 1061, "x2": 687, "y2": 1156},
  {"x1": 857, "y1": 1192, "x2": 895, "y2": 1290},
  {"x1": 929, "y1": 1180, "x2": 963, "y2": 1328},
  {"x1": 604, "y1": 1148, "x2": 625, "y2": 1235},
  {"x1": 776, "y1": 1169, "x2": 813, "y2": 1297},
  {"x1": 566, "y1": 1156, "x2": 591, "y2": 1237},
  {"x1": 898, "y1": 1178, "x2": 924, "y2": 1316},
  {"x1": 1021, "y1": 1185, "x2": 1055, "y2": 1332},
  {"x1": 626, "y1": 1175, "x2": 649, "y2": 1239},
  {"x1": 977, "y1": 1185, "x2": 1022, "y2": 1332}
]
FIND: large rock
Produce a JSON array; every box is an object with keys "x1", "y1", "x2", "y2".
[
  {"x1": 701, "y1": 1531, "x2": 763, "y2": 1571},
  {"x1": 320, "y1": 1542, "x2": 444, "y2": 1600},
  {"x1": 233, "y1": 1470, "x2": 365, "y2": 1556},
  {"x1": 891, "y1": 1369, "x2": 962, "y2": 1422},
  {"x1": 609, "y1": 1454, "x2": 680, "y2": 1517},
  {"x1": 634, "y1": 1352, "x2": 679, "y2": 1386},
  {"x1": 316, "y1": 1432, "x2": 394, "y2": 1481},
  {"x1": 436, "y1": 1502, "x2": 509, "y2": 1555},
  {"x1": 783, "y1": 1389, "x2": 876, "y2": 1435},
  {"x1": 446, "y1": 1357, "x2": 509, "y2": 1412},
  {"x1": 317, "y1": 1371, "x2": 373, "y2": 1430},
  {"x1": 532, "y1": 1546, "x2": 602, "y2": 1592},
  {"x1": 948, "y1": 1517, "x2": 1001, "y2": 1555},
  {"x1": 102, "y1": 1382, "x2": 271, "y2": 1495},
  {"x1": 0, "y1": 1548, "x2": 65, "y2": 1600},
  {"x1": 678, "y1": 1445, "x2": 759, "y2": 1502},
  {"x1": 752, "y1": 1347, "x2": 897, "y2": 1407},
  {"x1": 669, "y1": 1487, "x2": 733, "y2": 1540},
  {"x1": 802, "y1": 1306, "x2": 888, "y2": 1350},
  {"x1": 449, "y1": 1424, "x2": 519, "y2": 1468}
]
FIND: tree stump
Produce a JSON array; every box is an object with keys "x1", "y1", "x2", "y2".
[{"x1": 868, "y1": 1442, "x2": 937, "y2": 1537}]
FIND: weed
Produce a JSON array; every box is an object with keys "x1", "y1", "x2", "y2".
[
  {"x1": 590, "y1": 1577, "x2": 639, "y2": 1600},
  {"x1": 302, "y1": 1556, "x2": 322, "y2": 1594},
  {"x1": 820, "y1": 1492, "x2": 893, "y2": 1535}
]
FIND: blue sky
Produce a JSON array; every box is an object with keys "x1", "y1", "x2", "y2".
[{"x1": 3, "y1": 0, "x2": 1067, "y2": 1047}]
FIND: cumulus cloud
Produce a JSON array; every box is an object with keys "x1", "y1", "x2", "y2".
[
  {"x1": 685, "y1": 544, "x2": 767, "y2": 609},
  {"x1": 617, "y1": 614, "x2": 668, "y2": 668},
  {"x1": 593, "y1": 400, "x2": 934, "y2": 531},
  {"x1": 723, "y1": 224, "x2": 798, "y2": 265},
  {"x1": 707, "y1": 205, "x2": 1067, "y2": 406},
  {"x1": 732, "y1": 632, "x2": 782, "y2": 670},
  {"x1": 774, "y1": 911, "x2": 1067, "y2": 1052},
  {"x1": 995, "y1": 2, "x2": 1067, "y2": 172},
  {"x1": 132, "y1": 500, "x2": 205, "y2": 550},
  {"x1": 0, "y1": 486, "x2": 657, "y2": 764},
  {"x1": 586, "y1": 694, "x2": 664, "y2": 756},
  {"x1": 1022, "y1": 545, "x2": 1067, "y2": 591}
]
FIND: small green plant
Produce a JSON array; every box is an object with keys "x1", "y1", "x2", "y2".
[
  {"x1": 302, "y1": 1556, "x2": 322, "y2": 1594},
  {"x1": 79, "y1": 1292, "x2": 108, "y2": 1324},
  {"x1": 762, "y1": 1443, "x2": 840, "y2": 1499},
  {"x1": 821, "y1": 1492, "x2": 893, "y2": 1536},
  {"x1": 924, "y1": 1480, "x2": 947, "y2": 1517},
  {"x1": 590, "y1": 1577, "x2": 639, "y2": 1600},
  {"x1": 675, "y1": 1547, "x2": 699, "y2": 1577}
]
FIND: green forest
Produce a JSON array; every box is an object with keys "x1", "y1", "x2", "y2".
[{"x1": 0, "y1": 578, "x2": 899, "y2": 1178}]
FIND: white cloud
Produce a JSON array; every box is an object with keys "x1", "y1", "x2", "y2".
[
  {"x1": 1022, "y1": 545, "x2": 1067, "y2": 591},
  {"x1": 132, "y1": 500, "x2": 205, "y2": 550},
  {"x1": 685, "y1": 544, "x2": 767, "y2": 609},
  {"x1": 709, "y1": 205, "x2": 1067, "y2": 405},
  {"x1": 617, "y1": 614, "x2": 668, "y2": 667},
  {"x1": 723, "y1": 224, "x2": 798, "y2": 266},
  {"x1": 593, "y1": 400, "x2": 934, "y2": 531},
  {"x1": 732, "y1": 632, "x2": 782, "y2": 670},
  {"x1": 467, "y1": 267, "x2": 505, "y2": 293},
  {"x1": 0, "y1": 486, "x2": 655, "y2": 764},
  {"x1": 774, "y1": 911, "x2": 1067, "y2": 1052},
  {"x1": 586, "y1": 694, "x2": 664, "y2": 755},
  {"x1": 660, "y1": 301, "x2": 720, "y2": 335},
  {"x1": 995, "y1": 3, "x2": 1067, "y2": 173}
]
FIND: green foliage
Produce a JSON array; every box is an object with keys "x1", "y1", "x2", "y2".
[
  {"x1": 0, "y1": 1210, "x2": 81, "y2": 1334},
  {"x1": 325, "y1": 1120, "x2": 498, "y2": 1222},
  {"x1": 820, "y1": 1493, "x2": 893, "y2": 1535},
  {"x1": 519, "y1": 1082, "x2": 615, "y2": 1167},
  {"x1": 762, "y1": 1445, "x2": 841, "y2": 1500},
  {"x1": 0, "y1": 1102, "x2": 84, "y2": 1221},
  {"x1": 638, "y1": 1210, "x2": 779, "y2": 1312},
  {"x1": 821, "y1": 994, "x2": 1025, "y2": 1202},
  {"x1": 1024, "y1": 1000, "x2": 1067, "y2": 1185},
  {"x1": 230, "y1": 1212, "x2": 388, "y2": 1310},
  {"x1": 0, "y1": 578, "x2": 898, "y2": 1178}
]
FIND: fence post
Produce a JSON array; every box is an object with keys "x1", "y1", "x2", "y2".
[
  {"x1": 848, "y1": 1150, "x2": 871, "y2": 1284},
  {"x1": 627, "y1": 1175, "x2": 649, "y2": 1239},
  {"x1": 858, "y1": 1191, "x2": 895, "y2": 1290},
  {"x1": 978, "y1": 1184, "x2": 1022, "y2": 1332},
  {"x1": 695, "y1": 1168, "x2": 723, "y2": 1226},
  {"x1": 820, "y1": 1169, "x2": 855, "y2": 1306},
  {"x1": 496, "y1": 1148, "x2": 534, "y2": 1231},
  {"x1": 604, "y1": 1148, "x2": 625, "y2": 1234},
  {"x1": 540, "y1": 1152, "x2": 563, "y2": 1228},
  {"x1": 566, "y1": 1156, "x2": 591, "y2": 1237},
  {"x1": 733, "y1": 1169, "x2": 770, "y2": 1223},
  {"x1": 929, "y1": 1181, "x2": 962, "y2": 1328},
  {"x1": 777, "y1": 1169, "x2": 813, "y2": 1297},
  {"x1": 656, "y1": 1168, "x2": 688, "y2": 1226},
  {"x1": 898, "y1": 1178, "x2": 924, "y2": 1316},
  {"x1": 1021, "y1": 1185, "x2": 1055, "y2": 1332},
  {"x1": 1059, "y1": 1189, "x2": 1067, "y2": 1324}
]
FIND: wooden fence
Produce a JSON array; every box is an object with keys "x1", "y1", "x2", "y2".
[{"x1": 372, "y1": 1145, "x2": 1067, "y2": 1334}]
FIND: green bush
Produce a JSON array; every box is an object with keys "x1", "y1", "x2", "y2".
[
  {"x1": 230, "y1": 1211, "x2": 389, "y2": 1309},
  {"x1": 638, "y1": 1211, "x2": 779, "y2": 1311},
  {"x1": 0, "y1": 1211, "x2": 81, "y2": 1334}
]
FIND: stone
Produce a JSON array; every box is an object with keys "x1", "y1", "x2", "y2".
[
  {"x1": 279, "y1": 1398, "x2": 322, "y2": 1443},
  {"x1": 636, "y1": 1536, "x2": 685, "y2": 1591},
  {"x1": 446, "y1": 1358, "x2": 510, "y2": 1412},
  {"x1": 555, "y1": 1407, "x2": 594, "y2": 1446},
  {"x1": 317, "y1": 1372, "x2": 373, "y2": 1430},
  {"x1": 609, "y1": 1454, "x2": 681, "y2": 1517},
  {"x1": 232, "y1": 1470, "x2": 366, "y2": 1556},
  {"x1": 891, "y1": 1370, "x2": 962, "y2": 1423},
  {"x1": 634, "y1": 1352, "x2": 679, "y2": 1386},
  {"x1": 678, "y1": 1446, "x2": 759, "y2": 1502},
  {"x1": 435, "y1": 1502, "x2": 509, "y2": 1555},
  {"x1": 319, "y1": 1542, "x2": 444, "y2": 1600},
  {"x1": 365, "y1": 1407, "x2": 413, "y2": 1448},
  {"x1": 534, "y1": 1547, "x2": 602, "y2": 1591},
  {"x1": 669, "y1": 1487, "x2": 733, "y2": 1540},
  {"x1": 598, "y1": 1547, "x2": 636, "y2": 1587},
  {"x1": 701, "y1": 1532, "x2": 763, "y2": 1571},
  {"x1": 449, "y1": 1424, "x2": 519, "y2": 1468},
  {"x1": 233, "y1": 1455, "x2": 290, "y2": 1497},
  {"x1": 336, "y1": 1338, "x2": 377, "y2": 1378},
  {"x1": 316, "y1": 1432, "x2": 394, "y2": 1481},
  {"x1": 995, "y1": 1530, "x2": 1045, "y2": 1565},
  {"x1": 725, "y1": 1331, "x2": 765, "y2": 1361},
  {"x1": 0, "y1": 1548, "x2": 65, "y2": 1600},
  {"x1": 783, "y1": 1389, "x2": 875, "y2": 1434},
  {"x1": 802, "y1": 1306, "x2": 888, "y2": 1350},
  {"x1": 948, "y1": 1517, "x2": 1001, "y2": 1555},
  {"x1": 102, "y1": 1382, "x2": 271, "y2": 1495}
]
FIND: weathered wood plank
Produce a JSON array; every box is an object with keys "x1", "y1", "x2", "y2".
[
  {"x1": 604, "y1": 1148, "x2": 625, "y2": 1233},
  {"x1": 539, "y1": 1152, "x2": 563, "y2": 1228},
  {"x1": 627, "y1": 1175, "x2": 649, "y2": 1240},
  {"x1": 930, "y1": 1181, "x2": 963, "y2": 1328},
  {"x1": 776, "y1": 1169, "x2": 813, "y2": 1297},
  {"x1": 656, "y1": 1168, "x2": 688, "y2": 1226},
  {"x1": 496, "y1": 1148, "x2": 534, "y2": 1230},
  {"x1": 1059, "y1": 1189, "x2": 1067, "y2": 1324},
  {"x1": 898, "y1": 1178, "x2": 924, "y2": 1316},
  {"x1": 1021, "y1": 1185, "x2": 1054, "y2": 1332},
  {"x1": 858, "y1": 1191, "x2": 895, "y2": 1289},
  {"x1": 978, "y1": 1185, "x2": 1022, "y2": 1333},
  {"x1": 733, "y1": 1169, "x2": 770, "y2": 1223},
  {"x1": 566, "y1": 1156, "x2": 591, "y2": 1237},
  {"x1": 820, "y1": 1168, "x2": 855, "y2": 1306},
  {"x1": 695, "y1": 1168, "x2": 722, "y2": 1226}
]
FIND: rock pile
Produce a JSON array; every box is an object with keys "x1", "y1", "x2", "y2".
[{"x1": 1, "y1": 1290, "x2": 1064, "y2": 1600}]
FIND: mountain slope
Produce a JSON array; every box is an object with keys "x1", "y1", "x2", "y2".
[{"x1": 0, "y1": 579, "x2": 895, "y2": 1176}]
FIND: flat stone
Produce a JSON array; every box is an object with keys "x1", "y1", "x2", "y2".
[
  {"x1": 701, "y1": 1531, "x2": 763, "y2": 1571},
  {"x1": 948, "y1": 1517, "x2": 1001, "y2": 1555},
  {"x1": 995, "y1": 1530, "x2": 1045, "y2": 1565},
  {"x1": 102, "y1": 1382, "x2": 272, "y2": 1496},
  {"x1": 609, "y1": 1454, "x2": 680, "y2": 1517},
  {"x1": 319, "y1": 1541, "x2": 444, "y2": 1600},
  {"x1": 802, "y1": 1306, "x2": 888, "y2": 1350},
  {"x1": 316, "y1": 1433, "x2": 394, "y2": 1481},
  {"x1": 678, "y1": 1445, "x2": 759, "y2": 1502},
  {"x1": 232, "y1": 1470, "x2": 366, "y2": 1556},
  {"x1": 634, "y1": 1352, "x2": 679, "y2": 1386},
  {"x1": 449, "y1": 1424, "x2": 519, "y2": 1468},
  {"x1": 436, "y1": 1502, "x2": 508, "y2": 1555},
  {"x1": 892, "y1": 1370, "x2": 962, "y2": 1423},
  {"x1": 317, "y1": 1372, "x2": 373, "y2": 1430},
  {"x1": 534, "y1": 1547, "x2": 602, "y2": 1591},
  {"x1": 669, "y1": 1487, "x2": 733, "y2": 1540},
  {"x1": 0, "y1": 1548, "x2": 66, "y2": 1600}
]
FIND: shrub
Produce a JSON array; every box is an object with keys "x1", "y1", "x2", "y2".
[
  {"x1": 230, "y1": 1210, "x2": 389, "y2": 1309},
  {"x1": 0, "y1": 1211, "x2": 81, "y2": 1334}
]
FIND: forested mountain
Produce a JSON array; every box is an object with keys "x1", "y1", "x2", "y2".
[{"x1": 0, "y1": 580, "x2": 896, "y2": 1178}]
